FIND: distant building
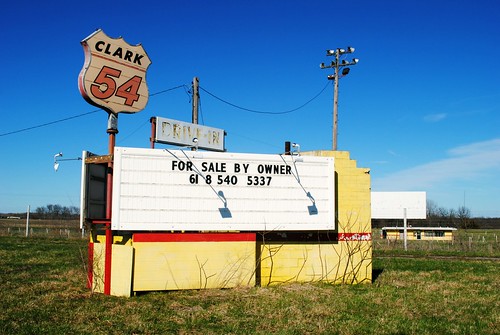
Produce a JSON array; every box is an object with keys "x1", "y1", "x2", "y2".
[{"x1": 381, "y1": 226, "x2": 457, "y2": 241}]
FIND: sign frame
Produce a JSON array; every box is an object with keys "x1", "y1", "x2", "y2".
[{"x1": 111, "y1": 147, "x2": 335, "y2": 232}]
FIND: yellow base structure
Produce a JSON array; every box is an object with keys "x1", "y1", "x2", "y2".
[{"x1": 88, "y1": 151, "x2": 372, "y2": 296}]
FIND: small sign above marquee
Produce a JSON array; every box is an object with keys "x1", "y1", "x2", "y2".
[
  {"x1": 155, "y1": 117, "x2": 226, "y2": 152},
  {"x1": 78, "y1": 29, "x2": 151, "y2": 114}
]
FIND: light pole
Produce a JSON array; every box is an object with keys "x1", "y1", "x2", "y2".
[{"x1": 320, "y1": 47, "x2": 358, "y2": 150}]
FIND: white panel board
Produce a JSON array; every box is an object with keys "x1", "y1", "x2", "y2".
[
  {"x1": 371, "y1": 192, "x2": 426, "y2": 219},
  {"x1": 112, "y1": 147, "x2": 335, "y2": 231}
]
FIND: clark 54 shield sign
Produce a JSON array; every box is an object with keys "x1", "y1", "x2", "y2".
[
  {"x1": 111, "y1": 147, "x2": 335, "y2": 232},
  {"x1": 78, "y1": 29, "x2": 151, "y2": 114}
]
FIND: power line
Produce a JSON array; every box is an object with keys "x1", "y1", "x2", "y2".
[
  {"x1": 199, "y1": 81, "x2": 331, "y2": 115},
  {"x1": 0, "y1": 84, "x2": 187, "y2": 138},
  {"x1": 0, "y1": 109, "x2": 101, "y2": 138},
  {"x1": 149, "y1": 84, "x2": 189, "y2": 97},
  {"x1": 0, "y1": 81, "x2": 331, "y2": 138}
]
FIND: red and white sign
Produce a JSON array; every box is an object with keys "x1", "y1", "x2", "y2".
[{"x1": 78, "y1": 29, "x2": 151, "y2": 114}]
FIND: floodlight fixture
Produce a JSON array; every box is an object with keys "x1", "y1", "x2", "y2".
[
  {"x1": 54, "y1": 152, "x2": 63, "y2": 172},
  {"x1": 52, "y1": 152, "x2": 82, "y2": 172},
  {"x1": 319, "y1": 45, "x2": 358, "y2": 150}
]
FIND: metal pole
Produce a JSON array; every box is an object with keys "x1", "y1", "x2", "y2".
[
  {"x1": 25, "y1": 205, "x2": 30, "y2": 237},
  {"x1": 321, "y1": 47, "x2": 357, "y2": 151},
  {"x1": 192, "y1": 77, "x2": 199, "y2": 125},
  {"x1": 333, "y1": 50, "x2": 340, "y2": 151},
  {"x1": 104, "y1": 112, "x2": 118, "y2": 295},
  {"x1": 150, "y1": 116, "x2": 156, "y2": 149}
]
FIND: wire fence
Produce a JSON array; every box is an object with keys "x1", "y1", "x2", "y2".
[
  {"x1": 372, "y1": 228, "x2": 500, "y2": 256},
  {"x1": 0, "y1": 219, "x2": 87, "y2": 239},
  {"x1": 0, "y1": 226, "x2": 88, "y2": 239}
]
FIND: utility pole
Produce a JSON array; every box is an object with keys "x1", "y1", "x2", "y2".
[
  {"x1": 192, "y1": 77, "x2": 199, "y2": 125},
  {"x1": 320, "y1": 47, "x2": 358, "y2": 151}
]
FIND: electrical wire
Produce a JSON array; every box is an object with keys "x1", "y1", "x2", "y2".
[
  {"x1": 199, "y1": 80, "x2": 331, "y2": 115},
  {"x1": 0, "y1": 109, "x2": 101, "y2": 138},
  {"x1": 0, "y1": 81, "x2": 330, "y2": 137},
  {"x1": 0, "y1": 84, "x2": 188, "y2": 138}
]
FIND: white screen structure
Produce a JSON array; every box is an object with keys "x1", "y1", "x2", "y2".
[
  {"x1": 371, "y1": 192, "x2": 426, "y2": 219},
  {"x1": 111, "y1": 147, "x2": 335, "y2": 231}
]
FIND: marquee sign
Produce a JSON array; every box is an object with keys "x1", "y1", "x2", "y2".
[
  {"x1": 111, "y1": 147, "x2": 335, "y2": 231},
  {"x1": 78, "y1": 29, "x2": 151, "y2": 114},
  {"x1": 155, "y1": 117, "x2": 226, "y2": 152}
]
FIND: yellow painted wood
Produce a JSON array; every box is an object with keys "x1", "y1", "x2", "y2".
[
  {"x1": 91, "y1": 243, "x2": 134, "y2": 297},
  {"x1": 260, "y1": 151, "x2": 372, "y2": 285},
  {"x1": 132, "y1": 241, "x2": 256, "y2": 291}
]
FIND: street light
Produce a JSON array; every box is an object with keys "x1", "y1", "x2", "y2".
[
  {"x1": 320, "y1": 46, "x2": 359, "y2": 150},
  {"x1": 53, "y1": 152, "x2": 82, "y2": 172}
]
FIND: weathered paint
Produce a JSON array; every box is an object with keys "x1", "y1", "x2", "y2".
[
  {"x1": 85, "y1": 150, "x2": 373, "y2": 296},
  {"x1": 259, "y1": 151, "x2": 372, "y2": 285},
  {"x1": 92, "y1": 243, "x2": 134, "y2": 297},
  {"x1": 132, "y1": 233, "x2": 256, "y2": 291}
]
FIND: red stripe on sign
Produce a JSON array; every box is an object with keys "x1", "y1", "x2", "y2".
[
  {"x1": 338, "y1": 233, "x2": 372, "y2": 241},
  {"x1": 133, "y1": 232, "x2": 256, "y2": 243}
]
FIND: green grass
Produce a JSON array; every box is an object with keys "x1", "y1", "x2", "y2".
[
  {"x1": 1, "y1": 235, "x2": 499, "y2": 334},
  {"x1": 373, "y1": 228, "x2": 500, "y2": 258}
]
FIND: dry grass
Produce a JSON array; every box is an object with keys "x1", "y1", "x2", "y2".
[{"x1": 0, "y1": 235, "x2": 499, "y2": 334}]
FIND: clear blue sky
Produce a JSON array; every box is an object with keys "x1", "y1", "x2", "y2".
[{"x1": 1, "y1": 0, "x2": 499, "y2": 217}]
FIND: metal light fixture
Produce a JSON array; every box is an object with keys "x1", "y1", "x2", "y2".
[
  {"x1": 53, "y1": 152, "x2": 81, "y2": 172},
  {"x1": 54, "y1": 152, "x2": 63, "y2": 172},
  {"x1": 320, "y1": 46, "x2": 359, "y2": 150}
]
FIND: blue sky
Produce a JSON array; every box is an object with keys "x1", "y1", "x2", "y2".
[{"x1": 0, "y1": 0, "x2": 499, "y2": 217}]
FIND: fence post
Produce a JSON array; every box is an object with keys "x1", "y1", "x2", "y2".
[{"x1": 25, "y1": 205, "x2": 30, "y2": 237}]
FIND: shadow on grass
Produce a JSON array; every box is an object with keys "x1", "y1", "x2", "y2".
[{"x1": 372, "y1": 268, "x2": 384, "y2": 283}]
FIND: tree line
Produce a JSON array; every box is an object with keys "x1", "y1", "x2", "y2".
[
  {"x1": 425, "y1": 200, "x2": 477, "y2": 229},
  {"x1": 33, "y1": 204, "x2": 80, "y2": 219},
  {"x1": 372, "y1": 200, "x2": 487, "y2": 229}
]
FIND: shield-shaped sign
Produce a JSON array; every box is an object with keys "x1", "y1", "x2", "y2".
[{"x1": 78, "y1": 29, "x2": 152, "y2": 114}]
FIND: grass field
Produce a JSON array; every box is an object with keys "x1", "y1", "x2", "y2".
[{"x1": 0, "y1": 235, "x2": 498, "y2": 335}]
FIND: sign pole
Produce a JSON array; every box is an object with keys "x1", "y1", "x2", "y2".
[
  {"x1": 104, "y1": 113, "x2": 118, "y2": 295},
  {"x1": 150, "y1": 117, "x2": 156, "y2": 149},
  {"x1": 78, "y1": 29, "x2": 151, "y2": 295}
]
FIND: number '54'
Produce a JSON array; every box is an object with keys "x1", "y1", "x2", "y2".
[{"x1": 90, "y1": 66, "x2": 142, "y2": 106}]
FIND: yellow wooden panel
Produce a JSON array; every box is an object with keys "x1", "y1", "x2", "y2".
[
  {"x1": 133, "y1": 241, "x2": 255, "y2": 291},
  {"x1": 260, "y1": 241, "x2": 372, "y2": 285},
  {"x1": 90, "y1": 243, "x2": 133, "y2": 296},
  {"x1": 110, "y1": 244, "x2": 133, "y2": 297}
]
